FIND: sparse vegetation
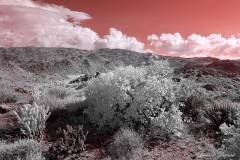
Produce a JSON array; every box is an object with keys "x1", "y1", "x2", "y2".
[
  {"x1": 46, "y1": 124, "x2": 88, "y2": 159},
  {"x1": 0, "y1": 85, "x2": 19, "y2": 103},
  {"x1": 46, "y1": 86, "x2": 69, "y2": 99},
  {"x1": 0, "y1": 139, "x2": 44, "y2": 160},
  {"x1": 0, "y1": 47, "x2": 239, "y2": 159},
  {"x1": 32, "y1": 88, "x2": 64, "y2": 111}
]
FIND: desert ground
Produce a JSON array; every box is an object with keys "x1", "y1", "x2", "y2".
[{"x1": 0, "y1": 47, "x2": 240, "y2": 159}]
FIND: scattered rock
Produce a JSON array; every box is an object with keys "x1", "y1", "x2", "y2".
[
  {"x1": 226, "y1": 73, "x2": 238, "y2": 78},
  {"x1": 233, "y1": 77, "x2": 240, "y2": 82},
  {"x1": 14, "y1": 87, "x2": 28, "y2": 94},
  {"x1": 0, "y1": 106, "x2": 7, "y2": 114},
  {"x1": 191, "y1": 153, "x2": 198, "y2": 159},
  {"x1": 195, "y1": 77, "x2": 201, "y2": 81},
  {"x1": 201, "y1": 69, "x2": 209, "y2": 75},
  {"x1": 196, "y1": 71, "x2": 203, "y2": 77},
  {"x1": 69, "y1": 72, "x2": 100, "y2": 84},
  {"x1": 227, "y1": 85, "x2": 234, "y2": 89},
  {"x1": 76, "y1": 83, "x2": 87, "y2": 90},
  {"x1": 203, "y1": 84, "x2": 216, "y2": 91},
  {"x1": 184, "y1": 74, "x2": 191, "y2": 78}
]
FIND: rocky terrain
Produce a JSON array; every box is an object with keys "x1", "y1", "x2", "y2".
[{"x1": 0, "y1": 47, "x2": 240, "y2": 159}]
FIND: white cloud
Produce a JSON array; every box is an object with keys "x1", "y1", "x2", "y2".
[
  {"x1": 95, "y1": 28, "x2": 144, "y2": 51},
  {"x1": 148, "y1": 33, "x2": 240, "y2": 59},
  {"x1": 0, "y1": 0, "x2": 146, "y2": 52}
]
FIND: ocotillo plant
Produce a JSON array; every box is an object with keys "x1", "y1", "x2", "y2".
[{"x1": 12, "y1": 101, "x2": 51, "y2": 139}]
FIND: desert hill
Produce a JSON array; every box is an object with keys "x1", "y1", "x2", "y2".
[{"x1": 1, "y1": 47, "x2": 239, "y2": 84}]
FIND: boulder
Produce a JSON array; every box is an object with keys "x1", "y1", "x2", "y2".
[
  {"x1": 14, "y1": 87, "x2": 28, "y2": 94},
  {"x1": 203, "y1": 84, "x2": 216, "y2": 91},
  {"x1": 183, "y1": 74, "x2": 191, "y2": 78},
  {"x1": 196, "y1": 71, "x2": 203, "y2": 77},
  {"x1": 0, "y1": 106, "x2": 7, "y2": 114},
  {"x1": 69, "y1": 72, "x2": 100, "y2": 84}
]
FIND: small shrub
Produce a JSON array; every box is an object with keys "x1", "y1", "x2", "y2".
[
  {"x1": 36, "y1": 95, "x2": 62, "y2": 111},
  {"x1": 180, "y1": 94, "x2": 205, "y2": 119},
  {"x1": 12, "y1": 102, "x2": 51, "y2": 139},
  {"x1": 0, "y1": 139, "x2": 44, "y2": 160},
  {"x1": 46, "y1": 86, "x2": 69, "y2": 99},
  {"x1": 145, "y1": 60, "x2": 173, "y2": 78},
  {"x1": 107, "y1": 128, "x2": 144, "y2": 160},
  {"x1": 0, "y1": 85, "x2": 19, "y2": 103},
  {"x1": 149, "y1": 104, "x2": 184, "y2": 141},
  {"x1": 175, "y1": 78, "x2": 200, "y2": 103},
  {"x1": 47, "y1": 124, "x2": 88, "y2": 159},
  {"x1": 32, "y1": 88, "x2": 63, "y2": 111},
  {"x1": 217, "y1": 123, "x2": 240, "y2": 159}
]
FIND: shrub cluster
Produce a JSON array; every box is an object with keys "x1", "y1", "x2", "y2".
[{"x1": 83, "y1": 60, "x2": 184, "y2": 138}]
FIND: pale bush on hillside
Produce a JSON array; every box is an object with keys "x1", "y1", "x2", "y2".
[
  {"x1": 83, "y1": 65, "x2": 146, "y2": 128},
  {"x1": 146, "y1": 60, "x2": 173, "y2": 78},
  {"x1": 83, "y1": 62, "x2": 184, "y2": 137},
  {"x1": 150, "y1": 103, "x2": 184, "y2": 140},
  {"x1": 175, "y1": 78, "x2": 200, "y2": 102},
  {"x1": 32, "y1": 88, "x2": 64, "y2": 111},
  {"x1": 216, "y1": 112, "x2": 240, "y2": 160},
  {"x1": 0, "y1": 85, "x2": 19, "y2": 103},
  {"x1": 46, "y1": 86, "x2": 69, "y2": 99},
  {"x1": 216, "y1": 123, "x2": 240, "y2": 159}
]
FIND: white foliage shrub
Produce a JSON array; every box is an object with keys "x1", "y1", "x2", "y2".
[
  {"x1": 145, "y1": 60, "x2": 173, "y2": 78},
  {"x1": 83, "y1": 61, "x2": 184, "y2": 137}
]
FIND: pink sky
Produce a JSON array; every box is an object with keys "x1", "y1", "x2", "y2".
[{"x1": 1, "y1": 0, "x2": 240, "y2": 59}]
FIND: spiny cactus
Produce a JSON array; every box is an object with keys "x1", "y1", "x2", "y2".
[{"x1": 12, "y1": 101, "x2": 51, "y2": 139}]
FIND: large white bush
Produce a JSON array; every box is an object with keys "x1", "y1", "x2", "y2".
[{"x1": 83, "y1": 61, "x2": 184, "y2": 136}]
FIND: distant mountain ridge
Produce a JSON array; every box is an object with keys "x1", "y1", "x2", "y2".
[{"x1": 0, "y1": 47, "x2": 239, "y2": 87}]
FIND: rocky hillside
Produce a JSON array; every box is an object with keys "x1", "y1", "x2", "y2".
[{"x1": 0, "y1": 47, "x2": 239, "y2": 88}]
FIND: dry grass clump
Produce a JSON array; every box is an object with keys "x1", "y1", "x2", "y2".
[
  {"x1": 0, "y1": 139, "x2": 44, "y2": 160},
  {"x1": 46, "y1": 86, "x2": 69, "y2": 99},
  {"x1": 107, "y1": 128, "x2": 144, "y2": 160},
  {"x1": 32, "y1": 86, "x2": 68, "y2": 111},
  {"x1": 0, "y1": 85, "x2": 19, "y2": 103}
]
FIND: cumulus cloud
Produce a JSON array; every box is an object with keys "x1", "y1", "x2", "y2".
[
  {"x1": 95, "y1": 28, "x2": 144, "y2": 51},
  {"x1": 148, "y1": 33, "x2": 240, "y2": 59},
  {"x1": 0, "y1": 0, "x2": 145, "y2": 52}
]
